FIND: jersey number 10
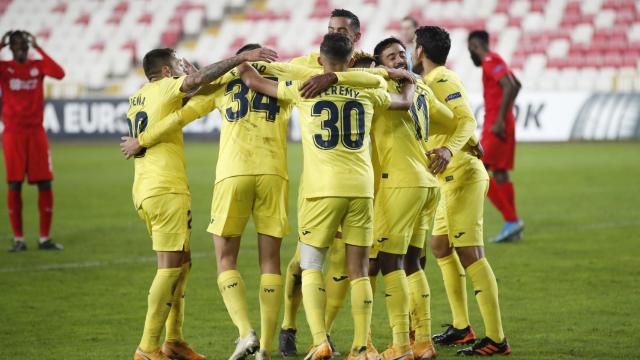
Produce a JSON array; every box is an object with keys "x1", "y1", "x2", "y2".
[{"x1": 127, "y1": 111, "x2": 148, "y2": 158}]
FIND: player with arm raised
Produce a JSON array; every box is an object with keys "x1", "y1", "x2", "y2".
[
  {"x1": 468, "y1": 30, "x2": 523, "y2": 243},
  {"x1": 1, "y1": 30, "x2": 64, "y2": 252},
  {"x1": 123, "y1": 46, "x2": 277, "y2": 360},
  {"x1": 238, "y1": 33, "x2": 414, "y2": 360},
  {"x1": 412, "y1": 26, "x2": 511, "y2": 356},
  {"x1": 121, "y1": 44, "x2": 384, "y2": 360},
  {"x1": 369, "y1": 37, "x2": 456, "y2": 360}
]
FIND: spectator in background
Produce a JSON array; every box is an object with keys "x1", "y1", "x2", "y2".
[
  {"x1": 0, "y1": 30, "x2": 65, "y2": 252},
  {"x1": 400, "y1": 16, "x2": 418, "y2": 72}
]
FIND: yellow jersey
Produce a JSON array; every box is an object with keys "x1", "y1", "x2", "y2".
[
  {"x1": 138, "y1": 63, "x2": 386, "y2": 184},
  {"x1": 372, "y1": 79, "x2": 453, "y2": 189},
  {"x1": 424, "y1": 66, "x2": 488, "y2": 187},
  {"x1": 127, "y1": 75, "x2": 188, "y2": 208},
  {"x1": 277, "y1": 79, "x2": 390, "y2": 199}
]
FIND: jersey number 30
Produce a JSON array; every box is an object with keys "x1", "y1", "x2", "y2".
[
  {"x1": 127, "y1": 111, "x2": 148, "y2": 158},
  {"x1": 312, "y1": 100, "x2": 365, "y2": 150}
]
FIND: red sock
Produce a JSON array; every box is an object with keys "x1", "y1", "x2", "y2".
[
  {"x1": 487, "y1": 177, "x2": 510, "y2": 221},
  {"x1": 499, "y1": 180, "x2": 518, "y2": 222},
  {"x1": 7, "y1": 188, "x2": 23, "y2": 238},
  {"x1": 38, "y1": 189, "x2": 54, "y2": 238}
]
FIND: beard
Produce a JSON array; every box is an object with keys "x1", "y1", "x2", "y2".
[{"x1": 470, "y1": 52, "x2": 482, "y2": 66}]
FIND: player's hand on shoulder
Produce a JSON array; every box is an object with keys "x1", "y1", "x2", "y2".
[
  {"x1": 181, "y1": 58, "x2": 198, "y2": 75},
  {"x1": 383, "y1": 66, "x2": 417, "y2": 84},
  {"x1": 300, "y1": 73, "x2": 337, "y2": 99},
  {"x1": 240, "y1": 47, "x2": 278, "y2": 63},
  {"x1": 120, "y1": 136, "x2": 143, "y2": 159},
  {"x1": 426, "y1": 147, "x2": 453, "y2": 174}
]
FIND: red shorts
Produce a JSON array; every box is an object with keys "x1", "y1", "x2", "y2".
[
  {"x1": 2, "y1": 128, "x2": 53, "y2": 183},
  {"x1": 480, "y1": 123, "x2": 515, "y2": 171}
]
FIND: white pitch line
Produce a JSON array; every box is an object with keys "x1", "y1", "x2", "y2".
[{"x1": 0, "y1": 252, "x2": 211, "y2": 273}]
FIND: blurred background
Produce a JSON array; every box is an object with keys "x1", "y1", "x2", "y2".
[{"x1": 1, "y1": 0, "x2": 639, "y2": 141}]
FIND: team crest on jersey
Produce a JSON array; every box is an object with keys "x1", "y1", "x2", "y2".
[
  {"x1": 30, "y1": 68, "x2": 39, "y2": 77},
  {"x1": 285, "y1": 80, "x2": 293, "y2": 86},
  {"x1": 7, "y1": 67, "x2": 14, "y2": 73},
  {"x1": 493, "y1": 64, "x2": 504, "y2": 73}
]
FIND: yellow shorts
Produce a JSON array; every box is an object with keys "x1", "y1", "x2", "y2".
[
  {"x1": 298, "y1": 197, "x2": 373, "y2": 248},
  {"x1": 207, "y1": 175, "x2": 289, "y2": 238},
  {"x1": 371, "y1": 187, "x2": 440, "y2": 257},
  {"x1": 137, "y1": 194, "x2": 192, "y2": 252},
  {"x1": 432, "y1": 180, "x2": 488, "y2": 247}
]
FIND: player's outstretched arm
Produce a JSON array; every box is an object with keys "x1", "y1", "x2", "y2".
[
  {"x1": 180, "y1": 47, "x2": 278, "y2": 93},
  {"x1": 237, "y1": 62, "x2": 279, "y2": 98},
  {"x1": 387, "y1": 81, "x2": 415, "y2": 110},
  {"x1": 25, "y1": 32, "x2": 65, "y2": 79},
  {"x1": 299, "y1": 71, "x2": 386, "y2": 98}
]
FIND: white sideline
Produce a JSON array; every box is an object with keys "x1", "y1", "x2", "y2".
[{"x1": 0, "y1": 252, "x2": 210, "y2": 273}]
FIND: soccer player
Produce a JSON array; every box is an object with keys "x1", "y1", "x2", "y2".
[
  {"x1": 0, "y1": 30, "x2": 64, "y2": 252},
  {"x1": 120, "y1": 46, "x2": 278, "y2": 360},
  {"x1": 412, "y1": 26, "x2": 511, "y2": 356},
  {"x1": 468, "y1": 30, "x2": 523, "y2": 243},
  {"x1": 238, "y1": 32, "x2": 414, "y2": 360},
  {"x1": 122, "y1": 44, "x2": 384, "y2": 360},
  {"x1": 278, "y1": 10, "x2": 417, "y2": 357},
  {"x1": 370, "y1": 37, "x2": 455, "y2": 360}
]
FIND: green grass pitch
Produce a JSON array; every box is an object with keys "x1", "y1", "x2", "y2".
[{"x1": 1, "y1": 142, "x2": 639, "y2": 359}]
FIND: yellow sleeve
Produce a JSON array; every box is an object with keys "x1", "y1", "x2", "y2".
[
  {"x1": 427, "y1": 97, "x2": 454, "y2": 125},
  {"x1": 263, "y1": 62, "x2": 320, "y2": 80},
  {"x1": 161, "y1": 75, "x2": 187, "y2": 100},
  {"x1": 347, "y1": 67, "x2": 389, "y2": 79},
  {"x1": 371, "y1": 88, "x2": 392, "y2": 110},
  {"x1": 335, "y1": 72, "x2": 387, "y2": 90},
  {"x1": 276, "y1": 80, "x2": 302, "y2": 103},
  {"x1": 139, "y1": 86, "x2": 219, "y2": 147},
  {"x1": 431, "y1": 81, "x2": 477, "y2": 155}
]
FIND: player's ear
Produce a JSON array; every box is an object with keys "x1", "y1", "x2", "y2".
[
  {"x1": 354, "y1": 32, "x2": 362, "y2": 44},
  {"x1": 160, "y1": 65, "x2": 171, "y2": 78},
  {"x1": 317, "y1": 56, "x2": 324, "y2": 67}
]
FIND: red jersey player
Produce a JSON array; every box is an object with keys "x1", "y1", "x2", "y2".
[
  {"x1": 0, "y1": 30, "x2": 65, "y2": 252},
  {"x1": 468, "y1": 30, "x2": 523, "y2": 243}
]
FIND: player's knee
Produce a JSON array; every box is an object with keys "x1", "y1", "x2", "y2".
[
  {"x1": 36, "y1": 181, "x2": 52, "y2": 191},
  {"x1": 404, "y1": 246, "x2": 423, "y2": 275},
  {"x1": 299, "y1": 242, "x2": 326, "y2": 271},
  {"x1": 368, "y1": 258, "x2": 379, "y2": 277},
  {"x1": 378, "y1": 252, "x2": 403, "y2": 275},
  {"x1": 430, "y1": 235, "x2": 452, "y2": 258},
  {"x1": 8, "y1": 181, "x2": 23, "y2": 191},
  {"x1": 455, "y1": 246, "x2": 485, "y2": 268}
]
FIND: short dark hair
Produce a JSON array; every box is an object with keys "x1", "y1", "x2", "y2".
[
  {"x1": 142, "y1": 48, "x2": 176, "y2": 79},
  {"x1": 402, "y1": 16, "x2": 418, "y2": 27},
  {"x1": 352, "y1": 51, "x2": 376, "y2": 68},
  {"x1": 236, "y1": 43, "x2": 261, "y2": 55},
  {"x1": 415, "y1": 26, "x2": 450, "y2": 65},
  {"x1": 373, "y1": 37, "x2": 405, "y2": 65},
  {"x1": 320, "y1": 32, "x2": 353, "y2": 62},
  {"x1": 469, "y1": 30, "x2": 490, "y2": 45},
  {"x1": 331, "y1": 8, "x2": 360, "y2": 32},
  {"x1": 9, "y1": 30, "x2": 26, "y2": 45}
]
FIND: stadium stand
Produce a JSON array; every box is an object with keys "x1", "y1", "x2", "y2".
[{"x1": 1, "y1": 0, "x2": 638, "y2": 96}]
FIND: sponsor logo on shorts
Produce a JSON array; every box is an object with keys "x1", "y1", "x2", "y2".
[
  {"x1": 454, "y1": 232, "x2": 465, "y2": 239},
  {"x1": 377, "y1": 237, "x2": 389, "y2": 243},
  {"x1": 382, "y1": 173, "x2": 389, "y2": 179},
  {"x1": 301, "y1": 230, "x2": 311, "y2": 235},
  {"x1": 445, "y1": 175, "x2": 454, "y2": 182}
]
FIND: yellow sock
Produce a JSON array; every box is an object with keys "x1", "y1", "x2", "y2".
[
  {"x1": 325, "y1": 238, "x2": 349, "y2": 333},
  {"x1": 301, "y1": 269, "x2": 327, "y2": 345},
  {"x1": 139, "y1": 267, "x2": 182, "y2": 352},
  {"x1": 467, "y1": 258, "x2": 504, "y2": 342},
  {"x1": 350, "y1": 276, "x2": 373, "y2": 350},
  {"x1": 437, "y1": 252, "x2": 470, "y2": 329},
  {"x1": 282, "y1": 247, "x2": 302, "y2": 330},
  {"x1": 383, "y1": 270, "x2": 410, "y2": 348},
  {"x1": 259, "y1": 273, "x2": 282, "y2": 351},
  {"x1": 407, "y1": 270, "x2": 431, "y2": 343},
  {"x1": 217, "y1": 270, "x2": 252, "y2": 338},
  {"x1": 165, "y1": 262, "x2": 191, "y2": 342}
]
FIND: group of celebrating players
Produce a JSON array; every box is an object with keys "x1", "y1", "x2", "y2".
[{"x1": 119, "y1": 8, "x2": 523, "y2": 360}]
